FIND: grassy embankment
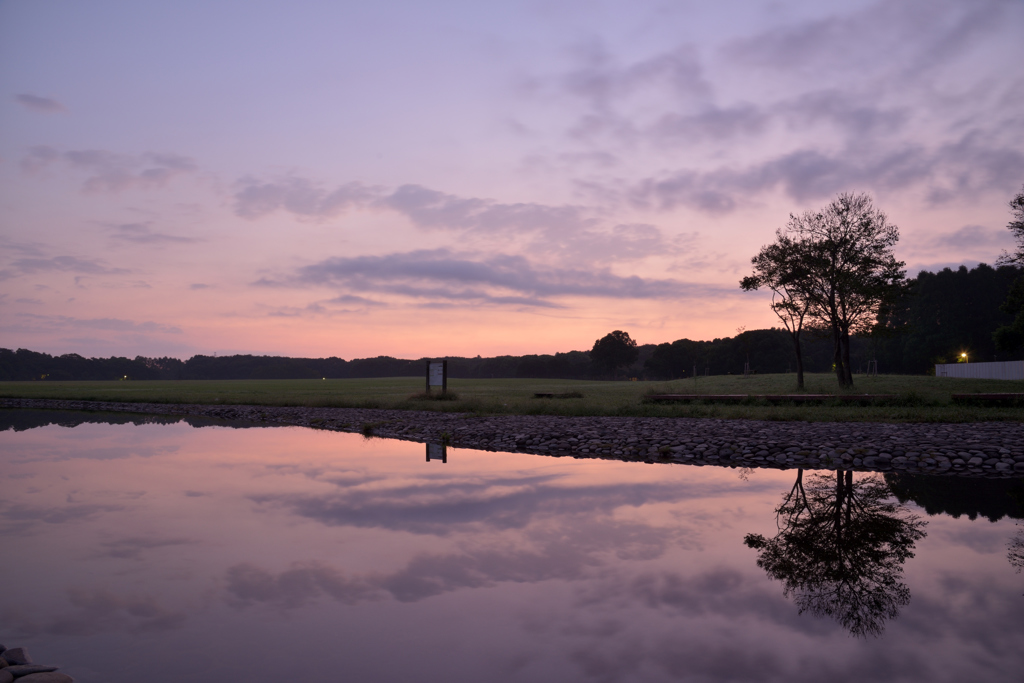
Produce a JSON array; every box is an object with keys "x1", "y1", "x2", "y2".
[{"x1": 1, "y1": 373, "x2": 1022, "y2": 422}]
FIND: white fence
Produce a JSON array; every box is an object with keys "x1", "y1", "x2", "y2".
[{"x1": 935, "y1": 360, "x2": 1024, "y2": 380}]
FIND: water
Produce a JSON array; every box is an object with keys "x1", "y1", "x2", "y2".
[{"x1": 1, "y1": 410, "x2": 1022, "y2": 682}]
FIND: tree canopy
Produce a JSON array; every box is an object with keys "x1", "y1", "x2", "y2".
[{"x1": 589, "y1": 330, "x2": 639, "y2": 376}]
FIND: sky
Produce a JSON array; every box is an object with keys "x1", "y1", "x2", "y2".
[{"x1": 1, "y1": 0, "x2": 1023, "y2": 360}]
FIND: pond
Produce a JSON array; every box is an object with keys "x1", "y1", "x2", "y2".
[{"x1": 1, "y1": 410, "x2": 1022, "y2": 682}]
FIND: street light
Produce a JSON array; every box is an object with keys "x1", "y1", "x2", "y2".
[{"x1": 960, "y1": 352, "x2": 968, "y2": 364}]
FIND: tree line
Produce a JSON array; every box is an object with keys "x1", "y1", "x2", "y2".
[{"x1": 3, "y1": 263, "x2": 1020, "y2": 385}]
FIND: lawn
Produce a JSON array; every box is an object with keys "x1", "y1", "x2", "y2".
[{"x1": 2, "y1": 373, "x2": 1023, "y2": 422}]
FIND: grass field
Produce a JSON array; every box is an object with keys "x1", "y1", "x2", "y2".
[{"x1": 2, "y1": 373, "x2": 1023, "y2": 422}]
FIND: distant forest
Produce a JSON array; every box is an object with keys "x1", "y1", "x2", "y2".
[{"x1": 2, "y1": 263, "x2": 1022, "y2": 381}]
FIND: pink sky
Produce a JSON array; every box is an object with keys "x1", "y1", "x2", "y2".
[{"x1": 2, "y1": 0, "x2": 1022, "y2": 359}]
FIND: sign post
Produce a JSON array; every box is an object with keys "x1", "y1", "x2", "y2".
[{"x1": 426, "y1": 359, "x2": 448, "y2": 395}]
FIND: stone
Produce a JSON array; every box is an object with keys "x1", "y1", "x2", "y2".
[
  {"x1": 18, "y1": 675, "x2": 74, "y2": 683},
  {"x1": 6, "y1": 666, "x2": 58, "y2": 677},
  {"x1": 0, "y1": 650, "x2": 29, "y2": 666}
]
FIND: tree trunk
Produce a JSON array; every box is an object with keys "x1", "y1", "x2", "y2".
[
  {"x1": 835, "y1": 469, "x2": 845, "y2": 546},
  {"x1": 832, "y1": 326, "x2": 846, "y2": 386},
  {"x1": 790, "y1": 329, "x2": 805, "y2": 389},
  {"x1": 841, "y1": 330, "x2": 854, "y2": 387}
]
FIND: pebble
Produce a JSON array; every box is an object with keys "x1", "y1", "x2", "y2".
[
  {"x1": 4, "y1": 398, "x2": 1023, "y2": 479},
  {"x1": 0, "y1": 649, "x2": 30, "y2": 666},
  {"x1": 5, "y1": 666, "x2": 58, "y2": 677},
  {"x1": 0, "y1": 647, "x2": 71, "y2": 683}
]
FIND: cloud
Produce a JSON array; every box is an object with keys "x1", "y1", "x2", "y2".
[
  {"x1": 255, "y1": 248, "x2": 717, "y2": 308},
  {"x1": 724, "y1": 0, "x2": 1009, "y2": 80},
  {"x1": 380, "y1": 184, "x2": 594, "y2": 234},
  {"x1": 15, "y1": 93, "x2": 66, "y2": 113},
  {"x1": 7, "y1": 312, "x2": 182, "y2": 335},
  {"x1": 627, "y1": 130, "x2": 1024, "y2": 212},
  {"x1": 189, "y1": 283, "x2": 211, "y2": 290},
  {"x1": 0, "y1": 255, "x2": 130, "y2": 281},
  {"x1": 924, "y1": 224, "x2": 1015, "y2": 251},
  {"x1": 21, "y1": 146, "x2": 197, "y2": 192},
  {"x1": 233, "y1": 177, "x2": 378, "y2": 219},
  {"x1": 108, "y1": 222, "x2": 201, "y2": 244},
  {"x1": 234, "y1": 177, "x2": 675, "y2": 263}
]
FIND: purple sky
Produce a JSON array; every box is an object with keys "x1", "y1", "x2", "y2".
[{"x1": 2, "y1": 0, "x2": 1022, "y2": 359}]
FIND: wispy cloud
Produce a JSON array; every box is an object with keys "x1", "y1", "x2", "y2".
[
  {"x1": 21, "y1": 146, "x2": 197, "y2": 192},
  {"x1": 9, "y1": 313, "x2": 182, "y2": 335},
  {"x1": 15, "y1": 93, "x2": 66, "y2": 113},
  {"x1": 108, "y1": 222, "x2": 200, "y2": 244},
  {"x1": 233, "y1": 177, "x2": 378, "y2": 219},
  {"x1": 0, "y1": 255, "x2": 130, "y2": 281},
  {"x1": 254, "y1": 248, "x2": 725, "y2": 308}
]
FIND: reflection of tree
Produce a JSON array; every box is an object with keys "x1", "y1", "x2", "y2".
[
  {"x1": 745, "y1": 469, "x2": 927, "y2": 637},
  {"x1": 1010, "y1": 529, "x2": 1024, "y2": 573}
]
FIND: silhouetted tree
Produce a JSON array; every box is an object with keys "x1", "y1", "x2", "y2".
[
  {"x1": 741, "y1": 235, "x2": 814, "y2": 388},
  {"x1": 783, "y1": 193, "x2": 906, "y2": 387},
  {"x1": 744, "y1": 469, "x2": 926, "y2": 637},
  {"x1": 995, "y1": 186, "x2": 1024, "y2": 352},
  {"x1": 590, "y1": 330, "x2": 639, "y2": 377}
]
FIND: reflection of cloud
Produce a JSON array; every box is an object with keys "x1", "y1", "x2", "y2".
[
  {"x1": 41, "y1": 588, "x2": 186, "y2": 635},
  {"x1": 15, "y1": 93, "x2": 66, "y2": 113},
  {"x1": 255, "y1": 248, "x2": 721, "y2": 309},
  {"x1": 249, "y1": 477, "x2": 698, "y2": 536},
  {"x1": 99, "y1": 536, "x2": 194, "y2": 559},
  {"x1": 226, "y1": 561, "x2": 378, "y2": 608},
  {"x1": 21, "y1": 146, "x2": 196, "y2": 192},
  {"x1": 226, "y1": 517, "x2": 681, "y2": 607},
  {"x1": 3, "y1": 502, "x2": 125, "y2": 524}
]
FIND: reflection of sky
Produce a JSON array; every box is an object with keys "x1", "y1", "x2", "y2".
[{"x1": 1, "y1": 418, "x2": 1022, "y2": 682}]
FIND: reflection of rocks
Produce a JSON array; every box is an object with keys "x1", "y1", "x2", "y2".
[
  {"x1": 745, "y1": 470, "x2": 927, "y2": 637},
  {"x1": 0, "y1": 646, "x2": 73, "y2": 682},
  {"x1": 4, "y1": 398, "x2": 1024, "y2": 478}
]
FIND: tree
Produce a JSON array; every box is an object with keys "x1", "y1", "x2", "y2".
[
  {"x1": 590, "y1": 330, "x2": 639, "y2": 377},
  {"x1": 785, "y1": 193, "x2": 906, "y2": 387},
  {"x1": 744, "y1": 469, "x2": 927, "y2": 637},
  {"x1": 997, "y1": 184, "x2": 1024, "y2": 267},
  {"x1": 741, "y1": 234, "x2": 813, "y2": 389},
  {"x1": 995, "y1": 185, "x2": 1024, "y2": 352}
]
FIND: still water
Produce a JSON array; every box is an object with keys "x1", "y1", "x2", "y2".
[{"x1": 1, "y1": 411, "x2": 1022, "y2": 682}]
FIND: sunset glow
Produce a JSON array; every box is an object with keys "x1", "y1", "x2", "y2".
[{"x1": 2, "y1": 0, "x2": 1022, "y2": 359}]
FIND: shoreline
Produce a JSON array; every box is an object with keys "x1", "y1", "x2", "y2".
[{"x1": 3, "y1": 397, "x2": 1023, "y2": 479}]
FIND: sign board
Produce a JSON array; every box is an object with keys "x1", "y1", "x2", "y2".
[
  {"x1": 426, "y1": 443, "x2": 447, "y2": 463},
  {"x1": 428, "y1": 362, "x2": 444, "y2": 386},
  {"x1": 426, "y1": 359, "x2": 448, "y2": 393}
]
